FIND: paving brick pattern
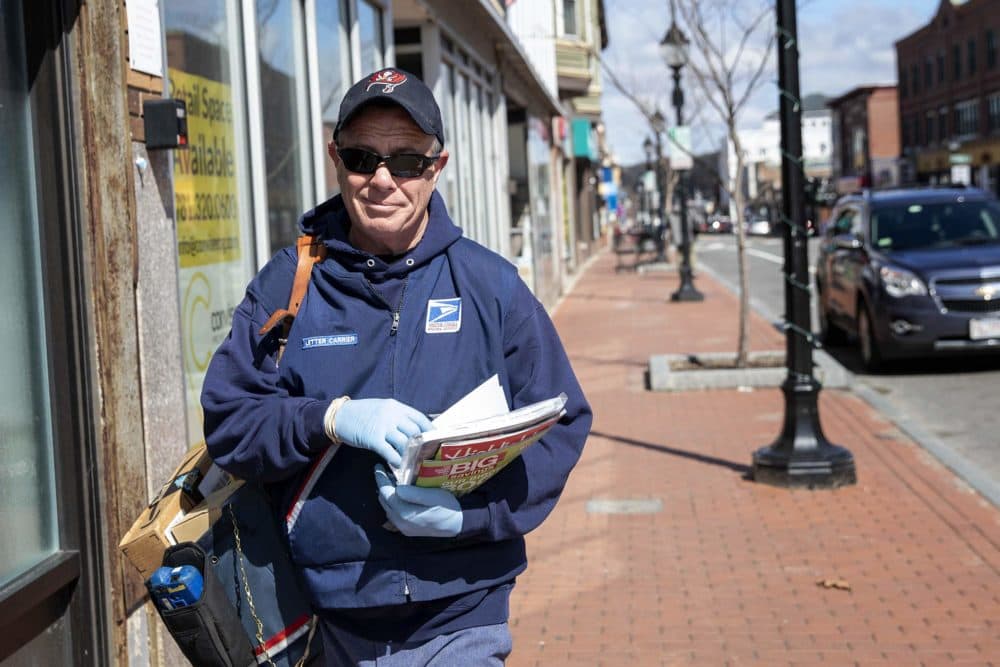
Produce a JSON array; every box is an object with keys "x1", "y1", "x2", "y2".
[{"x1": 508, "y1": 251, "x2": 1000, "y2": 667}]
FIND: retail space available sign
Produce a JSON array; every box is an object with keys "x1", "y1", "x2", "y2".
[{"x1": 169, "y1": 67, "x2": 251, "y2": 448}]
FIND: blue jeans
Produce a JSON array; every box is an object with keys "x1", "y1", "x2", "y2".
[{"x1": 318, "y1": 621, "x2": 512, "y2": 666}]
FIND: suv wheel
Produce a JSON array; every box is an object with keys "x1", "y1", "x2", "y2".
[{"x1": 857, "y1": 303, "x2": 883, "y2": 372}]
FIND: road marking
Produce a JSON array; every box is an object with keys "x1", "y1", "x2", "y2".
[{"x1": 700, "y1": 242, "x2": 816, "y2": 274}]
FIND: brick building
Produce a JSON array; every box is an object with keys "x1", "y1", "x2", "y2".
[
  {"x1": 895, "y1": 0, "x2": 1000, "y2": 193},
  {"x1": 828, "y1": 85, "x2": 901, "y2": 192}
]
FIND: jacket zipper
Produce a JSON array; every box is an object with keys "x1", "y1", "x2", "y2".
[{"x1": 363, "y1": 276, "x2": 408, "y2": 393}]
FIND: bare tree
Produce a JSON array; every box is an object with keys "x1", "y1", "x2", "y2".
[
  {"x1": 599, "y1": 54, "x2": 720, "y2": 244},
  {"x1": 595, "y1": 59, "x2": 679, "y2": 241},
  {"x1": 676, "y1": 0, "x2": 775, "y2": 367},
  {"x1": 597, "y1": 0, "x2": 773, "y2": 366}
]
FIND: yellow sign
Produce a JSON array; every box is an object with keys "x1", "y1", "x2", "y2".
[
  {"x1": 169, "y1": 67, "x2": 251, "y2": 448},
  {"x1": 170, "y1": 68, "x2": 242, "y2": 268}
]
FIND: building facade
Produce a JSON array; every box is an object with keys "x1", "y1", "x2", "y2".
[
  {"x1": 553, "y1": 0, "x2": 610, "y2": 275},
  {"x1": 0, "y1": 0, "x2": 604, "y2": 664},
  {"x1": 719, "y1": 94, "x2": 833, "y2": 218},
  {"x1": 828, "y1": 85, "x2": 901, "y2": 192},
  {"x1": 895, "y1": 0, "x2": 1000, "y2": 192}
]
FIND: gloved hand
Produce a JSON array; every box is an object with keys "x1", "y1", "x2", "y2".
[
  {"x1": 374, "y1": 465, "x2": 463, "y2": 538},
  {"x1": 332, "y1": 399, "x2": 432, "y2": 468}
]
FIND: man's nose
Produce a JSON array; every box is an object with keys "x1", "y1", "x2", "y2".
[{"x1": 370, "y1": 164, "x2": 396, "y2": 189}]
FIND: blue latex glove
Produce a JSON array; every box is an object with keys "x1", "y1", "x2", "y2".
[
  {"x1": 334, "y1": 399, "x2": 432, "y2": 468},
  {"x1": 374, "y1": 465, "x2": 463, "y2": 538}
]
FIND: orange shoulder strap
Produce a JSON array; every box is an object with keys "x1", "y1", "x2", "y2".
[{"x1": 258, "y1": 234, "x2": 327, "y2": 363}]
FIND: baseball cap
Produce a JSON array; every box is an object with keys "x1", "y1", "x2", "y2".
[{"x1": 334, "y1": 68, "x2": 445, "y2": 146}]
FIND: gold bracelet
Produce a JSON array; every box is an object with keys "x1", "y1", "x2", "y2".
[{"x1": 323, "y1": 395, "x2": 351, "y2": 444}]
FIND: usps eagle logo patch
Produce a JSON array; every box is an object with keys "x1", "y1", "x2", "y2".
[{"x1": 425, "y1": 298, "x2": 462, "y2": 334}]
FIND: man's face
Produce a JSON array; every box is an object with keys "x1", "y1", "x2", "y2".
[{"x1": 330, "y1": 105, "x2": 448, "y2": 256}]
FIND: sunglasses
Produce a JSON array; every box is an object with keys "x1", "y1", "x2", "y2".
[{"x1": 337, "y1": 147, "x2": 441, "y2": 178}]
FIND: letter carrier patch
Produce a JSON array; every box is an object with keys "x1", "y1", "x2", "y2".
[
  {"x1": 425, "y1": 298, "x2": 462, "y2": 334},
  {"x1": 302, "y1": 333, "x2": 359, "y2": 349}
]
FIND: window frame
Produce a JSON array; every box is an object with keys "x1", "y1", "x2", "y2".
[{"x1": 0, "y1": 1, "x2": 108, "y2": 661}]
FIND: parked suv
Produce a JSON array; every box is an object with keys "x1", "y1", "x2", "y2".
[{"x1": 814, "y1": 187, "x2": 1000, "y2": 370}]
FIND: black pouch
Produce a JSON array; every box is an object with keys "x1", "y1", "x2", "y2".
[{"x1": 158, "y1": 542, "x2": 256, "y2": 667}]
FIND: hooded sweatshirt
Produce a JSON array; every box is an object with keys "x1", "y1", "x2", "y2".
[{"x1": 202, "y1": 191, "x2": 592, "y2": 637}]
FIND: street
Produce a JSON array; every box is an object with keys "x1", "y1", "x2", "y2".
[{"x1": 695, "y1": 232, "x2": 1000, "y2": 497}]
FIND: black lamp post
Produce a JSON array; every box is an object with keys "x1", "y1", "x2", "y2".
[
  {"x1": 751, "y1": 0, "x2": 855, "y2": 488},
  {"x1": 661, "y1": 4, "x2": 703, "y2": 302},
  {"x1": 651, "y1": 111, "x2": 668, "y2": 262}
]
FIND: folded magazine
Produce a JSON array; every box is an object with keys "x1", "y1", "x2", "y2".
[{"x1": 389, "y1": 381, "x2": 567, "y2": 496}]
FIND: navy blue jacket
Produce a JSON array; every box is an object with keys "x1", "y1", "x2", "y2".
[{"x1": 202, "y1": 191, "x2": 591, "y2": 615}]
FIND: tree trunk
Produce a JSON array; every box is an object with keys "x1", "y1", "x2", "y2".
[{"x1": 730, "y1": 131, "x2": 751, "y2": 368}]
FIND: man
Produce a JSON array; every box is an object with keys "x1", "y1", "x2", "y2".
[{"x1": 202, "y1": 68, "x2": 591, "y2": 665}]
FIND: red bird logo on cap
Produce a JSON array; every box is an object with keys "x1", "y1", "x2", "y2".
[{"x1": 366, "y1": 69, "x2": 407, "y2": 93}]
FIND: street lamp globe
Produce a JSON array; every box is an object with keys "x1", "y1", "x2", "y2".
[{"x1": 659, "y1": 21, "x2": 689, "y2": 70}]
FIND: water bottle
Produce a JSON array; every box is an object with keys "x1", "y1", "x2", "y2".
[{"x1": 147, "y1": 565, "x2": 204, "y2": 611}]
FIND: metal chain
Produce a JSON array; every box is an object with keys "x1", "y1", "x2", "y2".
[
  {"x1": 776, "y1": 320, "x2": 822, "y2": 348},
  {"x1": 228, "y1": 504, "x2": 316, "y2": 667},
  {"x1": 229, "y1": 505, "x2": 276, "y2": 667}
]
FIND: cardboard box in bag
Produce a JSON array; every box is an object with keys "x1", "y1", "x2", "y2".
[
  {"x1": 169, "y1": 478, "x2": 245, "y2": 545},
  {"x1": 118, "y1": 444, "x2": 214, "y2": 580}
]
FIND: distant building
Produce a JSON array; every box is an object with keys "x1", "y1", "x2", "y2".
[
  {"x1": 895, "y1": 0, "x2": 1000, "y2": 193},
  {"x1": 720, "y1": 93, "x2": 832, "y2": 218},
  {"x1": 827, "y1": 85, "x2": 901, "y2": 193}
]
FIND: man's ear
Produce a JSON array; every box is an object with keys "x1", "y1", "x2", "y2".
[
  {"x1": 327, "y1": 139, "x2": 339, "y2": 164},
  {"x1": 430, "y1": 149, "x2": 449, "y2": 183}
]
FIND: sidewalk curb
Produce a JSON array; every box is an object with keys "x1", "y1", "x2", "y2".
[
  {"x1": 696, "y1": 259, "x2": 1000, "y2": 509},
  {"x1": 850, "y1": 382, "x2": 1000, "y2": 508}
]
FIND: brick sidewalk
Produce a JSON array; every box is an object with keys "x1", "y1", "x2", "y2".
[{"x1": 508, "y1": 250, "x2": 1000, "y2": 667}]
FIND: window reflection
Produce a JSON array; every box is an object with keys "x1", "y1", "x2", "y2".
[
  {"x1": 165, "y1": 0, "x2": 255, "y2": 448},
  {"x1": 357, "y1": 1, "x2": 384, "y2": 75},
  {"x1": 0, "y1": 0, "x2": 58, "y2": 587},
  {"x1": 256, "y1": 0, "x2": 307, "y2": 251},
  {"x1": 317, "y1": 0, "x2": 347, "y2": 199}
]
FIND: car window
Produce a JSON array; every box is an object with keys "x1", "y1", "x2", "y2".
[
  {"x1": 870, "y1": 199, "x2": 1000, "y2": 251},
  {"x1": 830, "y1": 207, "x2": 856, "y2": 236}
]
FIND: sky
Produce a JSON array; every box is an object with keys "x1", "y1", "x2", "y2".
[{"x1": 600, "y1": 0, "x2": 943, "y2": 165}]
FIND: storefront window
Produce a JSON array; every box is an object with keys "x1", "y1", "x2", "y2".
[
  {"x1": 438, "y1": 47, "x2": 502, "y2": 251},
  {"x1": 456, "y1": 73, "x2": 473, "y2": 237},
  {"x1": 437, "y1": 62, "x2": 456, "y2": 211},
  {"x1": 357, "y1": 1, "x2": 384, "y2": 75},
  {"x1": 527, "y1": 116, "x2": 556, "y2": 305},
  {"x1": 166, "y1": 0, "x2": 256, "y2": 448},
  {"x1": 317, "y1": 0, "x2": 349, "y2": 199},
  {"x1": 0, "y1": 1, "x2": 58, "y2": 587},
  {"x1": 256, "y1": 0, "x2": 309, "y2": 250}
]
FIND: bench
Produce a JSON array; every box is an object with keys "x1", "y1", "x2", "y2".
[{"x1": 613, "y1": 227, "x2": 660, "y2": 272}]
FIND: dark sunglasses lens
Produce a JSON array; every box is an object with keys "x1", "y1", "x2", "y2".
[
  {"x1": 384, "y1": 155, "x2": 427, "y2": 177},
  {"x1": 339, "y1": 148, "x2": 380, "y2": 174},
  {"x1": 338, "y1": 149, "x2": 435, "y2": 177}
]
